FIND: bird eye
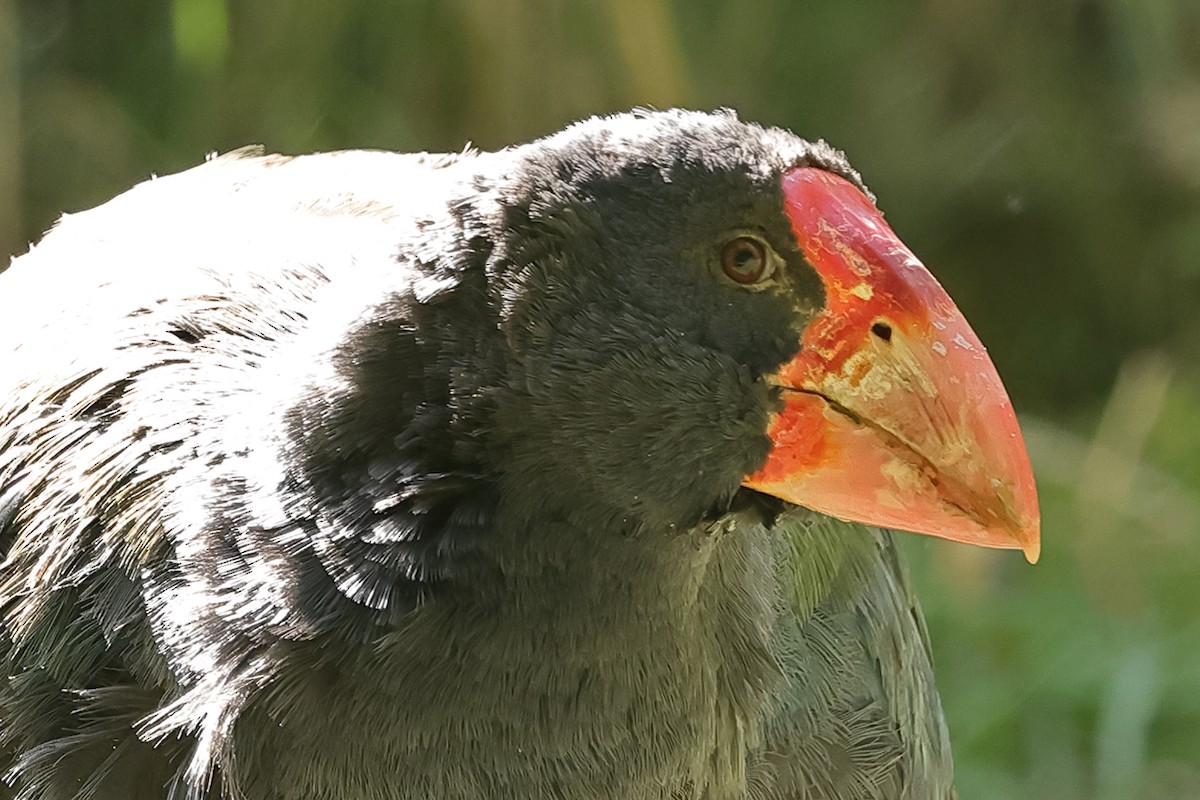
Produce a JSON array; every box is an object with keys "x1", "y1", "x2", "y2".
[{"x1": 720, "y1": 237, "x2": 771, "y2": 285}]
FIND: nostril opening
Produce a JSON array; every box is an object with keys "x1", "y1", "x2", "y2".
[{"x1": 870, "y1": 322, "x2": 893, "y2": 342}]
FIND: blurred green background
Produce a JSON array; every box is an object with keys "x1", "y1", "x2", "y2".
[{"x1": 1, "y1": 0, "x2": 1198, "y2": 797}]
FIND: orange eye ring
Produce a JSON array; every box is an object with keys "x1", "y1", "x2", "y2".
[{"x1": 721, "y1": 237, "x2": 769, "y2": 284}]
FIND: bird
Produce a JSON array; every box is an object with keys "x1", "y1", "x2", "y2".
[{"x1": 0, "y1": 109, "x2": 1039, "y2": 800}]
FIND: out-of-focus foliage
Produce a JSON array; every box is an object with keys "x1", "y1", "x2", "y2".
[{"x1": 0, "y1": 1, "x2": 1197, "y2": 797}]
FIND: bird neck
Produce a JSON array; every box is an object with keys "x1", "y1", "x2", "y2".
[
  {"x1": 499, "y1": 512, "x2": 717, "y2": 624},
  {"x1": 440, "y1": 483, "x2": 777, "y2": 680}
]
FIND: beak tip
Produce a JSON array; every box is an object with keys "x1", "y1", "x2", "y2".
[
  {"x1": 1016, "y1": 519, "x2": 1041, "y2": 564},
  {"x1": 1014, "y1": 479, "x2": 1041, "y2": 564},
  {"x1": 1022, "y1": 536, "x2": 1041, "y2": 565}
]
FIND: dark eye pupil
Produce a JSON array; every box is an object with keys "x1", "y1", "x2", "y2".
[{"x1": 722, "y1": 237, "x2": 768, "y2": 284}]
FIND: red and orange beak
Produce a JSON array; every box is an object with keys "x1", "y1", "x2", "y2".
[{"x1": 744, "y1": 167, "x2": 1040, "y2": 562}]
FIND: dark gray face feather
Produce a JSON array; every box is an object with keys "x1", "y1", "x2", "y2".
[
  {"x1": 0, "y1": 110, "x2": 952, "y2": 800},
  {"x1": 484, "y1": 111, "x2": 853, "y2": 529}
]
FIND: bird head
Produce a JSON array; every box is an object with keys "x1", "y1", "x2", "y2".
[{"x1": 487, "y1": 109, "x2": 1039, "y2": 561}]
